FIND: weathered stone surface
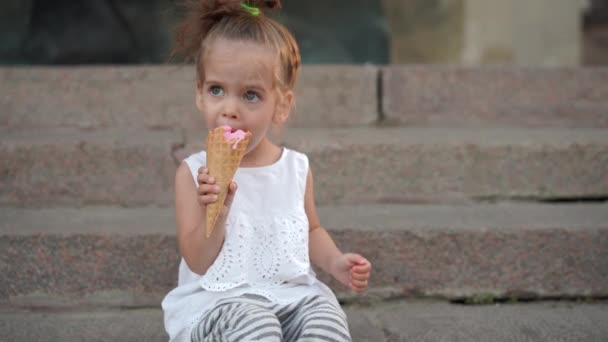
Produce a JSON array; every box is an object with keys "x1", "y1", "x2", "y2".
[
  {"x1": 343, "y1": 308, "x2": 387, "y2": 342},
  {"x1": 292, "y1": 127, "x2": 608, "y2": 203},
  {"x1": 289, "y1": 65, "x2": 379, "y2": 127},
  {"x1": 1, "y1": 204, "x2": 606, "y2": 306},
  {"x1": 3, "y1": 127, "x2": 607, "y2": 207},
  {"x1": 0, "y1": 309, "x2": 168, "y2": 342},
  {"x1": 0, "y1": 66, "x2": 199, "y2": 130},
  {"x1": 1, "y1": 301, "x2": 608, "y2": 342},
  {"x1": 0, "y1": 65, "x2": 378, "y2": 129},
  {"x1": 184, "y1": 127, "x2": 608, "y2": 205},
  {"x1": 374, "y1": 300, "x2": 608, "y2": 342},
  {"x1": 383, "y1": 66, "x2": 608, "y2": 127},
  {"x1": 317, "y1": 204, "x2": 608, "y2": 299},
  {"x1": 0, "y1": 127, "x2": 181, "y2": 207}
]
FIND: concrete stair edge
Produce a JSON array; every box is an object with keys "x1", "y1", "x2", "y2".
[
  {"x1": 1, "y1": 204, "x2": 607, "y2": 307},
  {"x1": 2, "y1": 126, "x2": 608, "y2": 207},
  {"x1": 3, "y1": 65, "x2": 608, "y2": 129},
  {"x1": 2, "y1": 300, "x2": 608, "y2": 342},
  {"x1": 382, "y1": 65, "x2": 608, "y2": 128},
  {"x1": 0, "y1": 65, "x2": 379, "y2": 129}
]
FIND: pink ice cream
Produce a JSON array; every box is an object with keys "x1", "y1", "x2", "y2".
[{"x1": 222, "y1": 125, "x2": 247, "y2": 150}]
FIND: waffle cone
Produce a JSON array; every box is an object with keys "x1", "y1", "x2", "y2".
[{"x1": 205, "y1": 127, "x2": 252, "y2": 238}]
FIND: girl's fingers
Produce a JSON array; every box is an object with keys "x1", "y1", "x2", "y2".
[
  {"x1": 351, "y1": 272, "x2": 369, "y2": 282},
  {"x1": 223, "y1": 182, "x2": 238, "y2": 208},
  {"x1": 350, "y1": 278, "x2": 368, "y2": 291},
  {"x1": 198, "y1": 194, "x2": 218, "y2": 204},
  {"x1": 197, "y1": 184, "x2": 220, "y2": 195},
  {"x1": 197, "y1": 182, "x2": 237, "y2": 207},
  {"x1": 197, "y1": 173, "x2": 215, "y2": 185},
  {"x1": 353, "y1": 262, "x2": 371, "y2": 274},
  {"x1": 348, "y1": 258, "x2": 371, "y2": 292}
]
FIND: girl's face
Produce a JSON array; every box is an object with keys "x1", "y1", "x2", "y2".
[{"x1": 196, "y1": 39, "x2": 291, "y2": 155}]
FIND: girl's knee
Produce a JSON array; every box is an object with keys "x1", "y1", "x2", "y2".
[
  {"x1": 297, "y1": 304, "x2": 351, "y2": 342},
  {"x1": 298, "y1": 319, "x2": 351, "y2": 342},
  {"x1": 227, "y1": 310, "x2": 282, "y2": 342},
  {"x1": 287, "y1": 302, "x2": 351, "y2": 342}
]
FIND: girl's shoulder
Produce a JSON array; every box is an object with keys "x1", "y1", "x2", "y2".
[
  {"x1": 179, "y1": 147, "x2": 309, "y2": 183},
  {"x1": 258, "y1": 147, "x2": 309, "y2": 173},
  {"x1": 282, "y1": 147, "x2": 308, "y2": 165},
  {"x1": 182, "y1": 147, "x2": 309, "y2": 169},
  {"x1": 180, "y1": 150, "x2": 206, "y2": 185},
  {"x1": 183, "y1": 149, "x2": 207, "y2": 169}
]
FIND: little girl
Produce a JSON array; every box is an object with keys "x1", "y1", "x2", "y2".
[{"x1": 162, "y1": 1, "x2": 372, "y2": 341}]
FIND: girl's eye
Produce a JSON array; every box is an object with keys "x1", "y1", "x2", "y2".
[
  {"x1": 244, "y1": 91, "x2": 259, "y2": 102},
  {"x1": 210, "y1": 86, "x2": 224, "y2": 96}
]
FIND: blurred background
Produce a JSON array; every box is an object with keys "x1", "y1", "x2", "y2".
[
  {"x1": 1, "y1": 0, "x2": 607, "y2": 66},
  {"x1": 2, "y1": 2, "x2": 608, "y2": 341}
]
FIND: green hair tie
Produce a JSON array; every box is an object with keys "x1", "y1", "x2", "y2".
[{"x1": 241, "y1": 2, "x2": 261, "y2": 16}]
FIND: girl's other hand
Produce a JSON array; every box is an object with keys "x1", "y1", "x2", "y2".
[{"x1": 331, "y1": 253, "x2": 372, "y2": 293}]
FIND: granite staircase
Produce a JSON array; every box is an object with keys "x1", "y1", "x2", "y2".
[{"x1": 1, "y1": 65, "x2": 607, "y2": 341}]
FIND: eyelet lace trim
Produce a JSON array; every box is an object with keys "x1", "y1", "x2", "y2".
[{"x1": 199, "y1": 212, "x2": 310, "y2": 292}]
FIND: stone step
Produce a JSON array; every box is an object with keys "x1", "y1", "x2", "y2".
[
  {"x1": 2, "y1": 300, "x2": 608, "y2": 342},
  {"x1": 3, "y1": 66, "x2": 607, "y2": 131},
  {"x1": 187, "y1": 127, "x2": 608, "y2": 204},
  {"x1": 383, "y1": 66, "x2": 608, "y2": 128},
  {"x1": 0, "y1": 308, "x2": 168, "y2": 342},
  {"x1": 0, "y1": 65, "x2": 378, "y2": 129},
  {"x1": 0, "y1": 127, "x2": 181, "y2": 207},
  {"x1": 1, "y1": 204, "x2": 606, "y2": 308},
  {"x1": 2, "y1": 127, "x2": 607, "y2": 207}
]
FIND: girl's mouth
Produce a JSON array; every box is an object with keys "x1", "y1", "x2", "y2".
[{"x1": 221, "y1": 125, "x2": 246, "y2": 133}]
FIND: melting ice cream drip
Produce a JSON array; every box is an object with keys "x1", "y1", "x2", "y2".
[{"x1": 222, "y1": 125, "x2": 247, "y2": 149}]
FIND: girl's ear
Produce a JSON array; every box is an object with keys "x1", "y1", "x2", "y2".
[
  {"x1": 195, "y1": 80, "x2": 205, "y2": 112},
  {"x1": 273, "y1": 90, "x2": 294, "y2": 125}
]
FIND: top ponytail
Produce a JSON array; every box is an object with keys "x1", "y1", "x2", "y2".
[{"x1": 171, "y1": 0, "x2": 300, "y2": 90}]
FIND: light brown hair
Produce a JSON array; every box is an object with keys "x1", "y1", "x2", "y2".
[{"x1": 172, "y1": 0, "x2": 301, "y2": 91}]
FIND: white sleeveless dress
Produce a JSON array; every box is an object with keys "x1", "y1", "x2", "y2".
[{"x1": 161, "y1": 148, "x2": 339, "y2": 342}]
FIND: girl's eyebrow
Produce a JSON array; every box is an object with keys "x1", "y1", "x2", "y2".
[
  {"x1": 244, "y1": 84, "x2": 266, "y2": 92},
  {"x1": 203, "y1": 80, "x2": 266, "y2": 92},
  {"x1": 203, "y1": 79, "x2": 222, "y2": 85}
]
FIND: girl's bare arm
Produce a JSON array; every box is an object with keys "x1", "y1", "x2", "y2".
[
  {"x1": 174, "y1": 162, "x2": 233, "y2": 274},
  {"x1": 305, "y1": 169, "x2": 343, "y2": 274},
  {"x1": 306, "y1": 168, "x2": 372, "y2": 292}
]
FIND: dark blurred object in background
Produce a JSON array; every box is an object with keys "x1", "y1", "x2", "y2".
[
  {"x1": 2, "y1": 0, "x2": 607, "y2": 66},
  {"x1": 583, "y1": 0, "x2": 608, "y2": 65},
  {"x1": 278, "y1": 1, "x2": 389, "y2": 64},
  {"x1": 2, "y1": 0, "x2": 176, "y2": 64},
  {"x1": 0, "y1": 0, "x2": 389, "y2": 65}
]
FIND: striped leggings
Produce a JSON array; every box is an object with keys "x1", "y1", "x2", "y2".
[{"x1": 191, "y1": 294, "x2": 351, "y2": 342}]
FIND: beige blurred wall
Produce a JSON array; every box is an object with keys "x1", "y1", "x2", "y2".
[
  {"x1": 463, "y1": 0, "x2": 587, "y2": 66},
  {"x1": 382, "y1": 0, "x2": 588, "y2": 66},
  {"x1": 381, "y1": 0, "x2": 465, "y2": 64}
]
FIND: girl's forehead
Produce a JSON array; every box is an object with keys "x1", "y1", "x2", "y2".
[{"x1": 203, "y1": 39, "x2": 277, "y2": 85}]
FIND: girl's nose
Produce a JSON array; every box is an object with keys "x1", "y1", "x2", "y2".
[
  {"x1": 221, "y1": 111, "x2": 238, "y2": 120},
  {"x1": 221, "y1": 98, "x2": 239, "y2": 120}
]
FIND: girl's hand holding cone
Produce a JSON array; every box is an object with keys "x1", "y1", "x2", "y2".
[{"x1": 197, "y1": 166, "x2": 238, "y2": 236}]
